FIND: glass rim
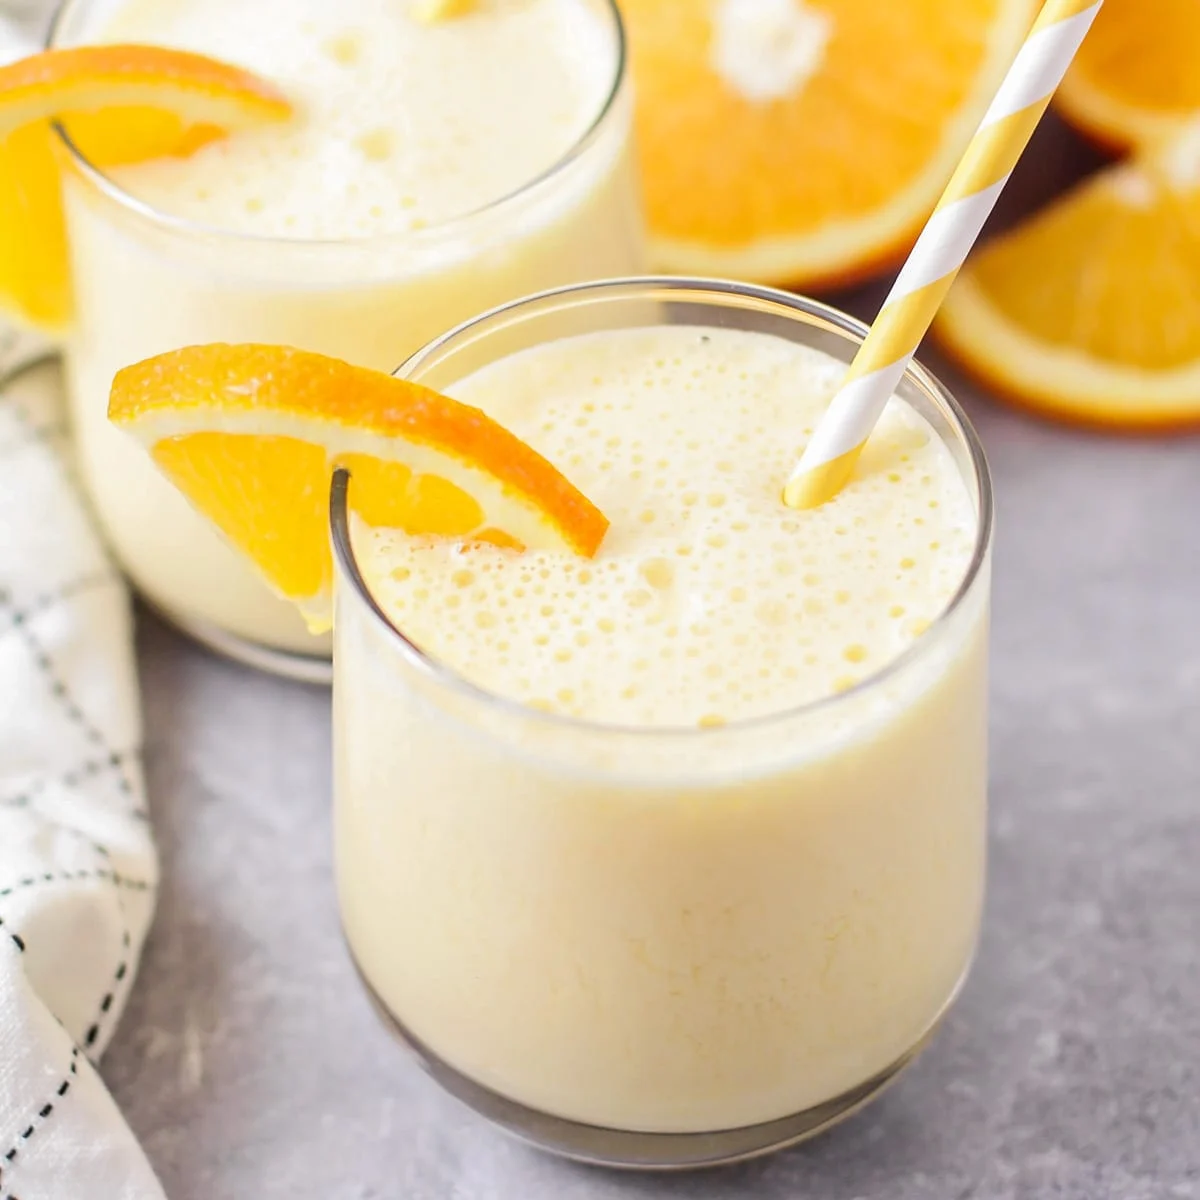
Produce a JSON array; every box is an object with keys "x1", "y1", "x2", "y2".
[
  {"x1": 330, "y1": 276, "x2": 995, "y2": 740},
  {"x1": 45, "y1": 0, "x2": 628, "y2": 249}
]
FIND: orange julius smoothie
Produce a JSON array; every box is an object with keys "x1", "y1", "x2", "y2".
[
  {"x1": 105, "y1": 280, "x2": 992, "y2": 1164},
  {"x1": 329, "y1": 286, "x2": 992, "y2": 1156},
  {"x1": 52, "y1": 0, "x2": 640, "y2": 673}
]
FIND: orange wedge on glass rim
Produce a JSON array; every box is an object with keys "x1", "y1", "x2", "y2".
[
  {"x1": 0, "y1": 45, "x2": 292, "y2": 331},
  {"x1": 107, "y1": 344, "x2": 610, "y2": 630},
  {"x1": 934, "y1": 125, "x2": 1200, "y2": 432}
]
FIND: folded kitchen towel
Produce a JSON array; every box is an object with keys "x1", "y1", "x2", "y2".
[{"x1": 0, "y1": 327, "x2": 164, "y2": 1198}]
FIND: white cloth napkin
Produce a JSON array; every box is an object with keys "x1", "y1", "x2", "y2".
[
  {"x1": 0, "y1": 327, "x2": 164, "y2": 1199},
  {"x1": 1, "y1": 9, "x2": 167, "y2": 1194}
]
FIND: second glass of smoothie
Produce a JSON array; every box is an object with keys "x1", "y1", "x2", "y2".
[{"x1": 51, "y1": 0, "x2": 643, "y2": 679}]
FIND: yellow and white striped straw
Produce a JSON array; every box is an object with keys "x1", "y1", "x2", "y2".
[{"x1": 783, "y1": 0, "x2": 1103, "y2": 510}]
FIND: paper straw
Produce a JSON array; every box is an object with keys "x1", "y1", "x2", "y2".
[{"x1": 783, "y1": 0, "x2": 1103, "y2": 510}]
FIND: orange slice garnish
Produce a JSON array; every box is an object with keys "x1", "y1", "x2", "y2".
[
  {"x1": 622, "y1": 0, "x2": 1037, "y2": 286},
  {"x1": 934, "y1": 125, "x2": 1200, "y2": 431},
  {"x1": 108, "y1": 344, "x2": 609, "y2": 630},
  {"x1": 0, "y1": 45, "x2": 292, "y2": 330},
  {"x1": 1055, "y1": 0, "x2": 1200, "y2": 152}
]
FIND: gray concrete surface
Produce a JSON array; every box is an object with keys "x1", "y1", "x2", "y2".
[{"x1": 102, "y1": 119, "x2": 1200, "y2": 1198}]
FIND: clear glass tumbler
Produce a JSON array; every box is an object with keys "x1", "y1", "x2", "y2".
[
  {"x1": 48, "y1": 0, "x2": 642, "y2": 682},
  {"x1": 331, "y1": 278, "x2": 993, "y2": 1168}
]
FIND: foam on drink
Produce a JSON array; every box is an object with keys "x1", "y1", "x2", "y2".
[
  {"x1": 358, "y1": 325, "x2": 976, "y2": 725},
  {"x1": 100, "y1": 0, "x2": 616, "y2": 238}
]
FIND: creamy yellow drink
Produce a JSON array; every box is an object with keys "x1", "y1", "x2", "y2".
[
  {"x1": 55, "y1": 0, "x2": 641, "y2": 668},
  {"x1": 100, "y1": 276, "x2": 991, "y2": 1160},
  {"x1": 334, "y1": 319, "x2": 990, "y2": 1139}
]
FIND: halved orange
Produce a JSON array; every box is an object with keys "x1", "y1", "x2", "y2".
[
  {"x1": 1056, "y1": 0, "x2": 1200, "y2": 152},
  {"x1": 108, "y1": 344, "x2": 609, "y2": 629},
  {"x1": 621, "y1": 0, "x2": 1036, "y2": 285},
  {"x1": 934, "y1": 125, "x2": 1200, "y2": 431},
  {"x1": 0, "y1": 45, "x2": 292, "y2": 330}
]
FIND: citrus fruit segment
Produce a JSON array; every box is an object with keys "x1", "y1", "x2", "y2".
[
  {"x1": 1055, "y1": 0, "x2": 1200, "y2": 151},
  {"x1": 621, "y1": 0, "x2": 1037, "y2": 285},
  {"x1": 934, "y1": 127, "x2": 1200, "y2": 430},
  {"x1": 108, "y1": 344, "x2": 610, "y2": 629},
  {"x1": 0, "y1": 45, "x2": 292, "y2": 330}
]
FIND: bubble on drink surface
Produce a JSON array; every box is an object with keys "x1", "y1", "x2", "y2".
[
  {"x1": 361, "y1": 327, "x2": 977, "y2": 727},
  {"x1": 323, "y1": 31, "x2": 363, "y2": 64},
  {"x1": 354, "y1": 129, "x2": 396, "y2": 163}
]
